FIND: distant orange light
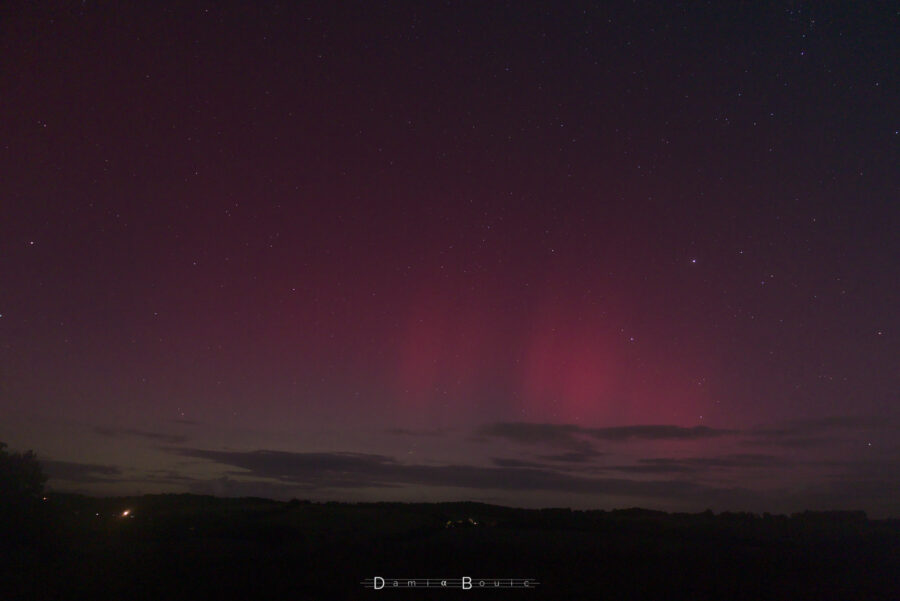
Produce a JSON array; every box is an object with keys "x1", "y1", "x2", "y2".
[{"x1": 121, "y1": 509, "x2": 131, "y2": 517}]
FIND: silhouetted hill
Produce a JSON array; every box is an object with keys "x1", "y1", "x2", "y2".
[{"x1": 2, "y1": 493, "x2": 897, "y2": 600}]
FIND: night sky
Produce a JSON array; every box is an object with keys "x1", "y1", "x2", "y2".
[{"x1": 2, "y1": 2, "x2": 897, "y2": 516}]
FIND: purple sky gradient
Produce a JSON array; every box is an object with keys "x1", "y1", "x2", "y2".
[{"x1": 1, "y1": 2, "x2": 897, "y2": 516}]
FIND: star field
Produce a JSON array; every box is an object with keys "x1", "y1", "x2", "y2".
[{"x1": 0, "y1": 1, "x2": 897, "y2": 515}]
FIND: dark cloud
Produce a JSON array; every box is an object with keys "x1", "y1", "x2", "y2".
[
  {"x1": 739, "y1": 436, "x2": 834, "y2": 449},
  {"x1": 186, "y1": 476, "x2": 314, "y2": 499},
  {"x1": 491, "y1": 458, "x2": 547, "y2": 468},
  {"x1": 537, "y1": 451, "x2": 605, "y2": 463},
  {"x1": 93, "y1": 426, "x2": 188, "y2": 444},
  {"x1": 606, "y1": 463, "x2": 698, "y2": 474},
  {"x1": 386, "y1": 427, "x2": 450, "y2": 437},
  {"x1": 477, "y1": 422, "x2": 734, "y2": 449},
  {"x1": 170, "y1": 447, "x2": 721, "y2": 500},
  {"x1": 41, "y1": 459, "x2": 121, "y2": 483},
  {"x1": 137, "y1": 445, "x2": 900, "y2": 514},
  {"x1": 174, "y1": 449, "x2": 400, "y2": 488},
  {"x1": 600, "y1": 454, "x2": 790, "y2": 475},
  {"x1": 477, "y1": 422, "x2": 586, "y2": 448},
  {"x1": 640, "y1": 454, "x2": 791, "y2": 469},
  {"x1": 763, "y1": 477, "x2": 900, "y2": 517},
  {"x1": 741, "y1": 416, "x2": 897, "y2": 449},
  {"x1": 480, "y1": 417, "x2": 894, "y2": 455},
  {"x1": 141, "y1": 469, "x2": 202, "y2": 484},
  {"x1": 773, "y1": 416, "x2": 889, "y2": 431},
  {"x1": 811, "y1": 457, "x2": 900, "y2": 483},
  {"x1": 135, "y1": 469, "x2": 317, "y2": 499},
  {"x1": 586, "y1": 425, "x2": 735, "y2": 441}
]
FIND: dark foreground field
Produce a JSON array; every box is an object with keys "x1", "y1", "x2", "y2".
[{"x1": 2, "y1": 494, "x2": 898, "y2": 600}]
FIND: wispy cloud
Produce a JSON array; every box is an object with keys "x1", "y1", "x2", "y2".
[
  {"x1": 537, "y1": 450, "x2": 606, "y2": 463},
  {"x1": 605, "y1": 463, "x2": 698, "y2": 474},
  {"x1": 386, "y1": 427, "x2": 451, "y2": 437},
  {"x1": 476, "y1": 422, "x2": 585, "y2": 447},
  {"x1": 587, "y1": 425, "x2": 736, "y2": 441},
  {"x1": 94, "y1": 426, "x2": 188, "y2": 444},
  {"x1": 168, "y1": 447, "x2": 735, "y2": 502},
  {"x1": 638, "y1": 454, "x2": 791, "y2": 470},
  {"x1": 477, "y1": 422, "x2": 734, "y2": 450},
  {"x1": 41, "y1": 459, "x2": 121, "y2": 483},
  {"x1": 742, "y1": 415, "x2": 896, "y2": 448},
  {"x1": 491, "y1": 457, "x2": 548, "y2": 468}
]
